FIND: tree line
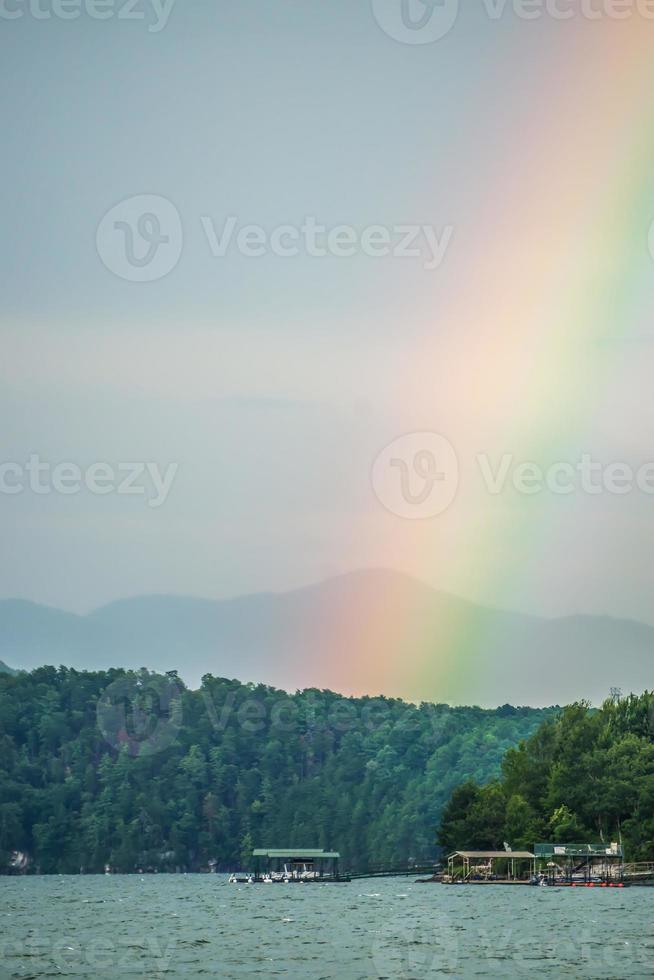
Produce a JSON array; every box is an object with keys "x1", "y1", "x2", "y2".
[
  {"x1": 438, "y1": 692, "x2": 654, "y2": 860},
  {"x1": 0, "y1": 666, "x2": 553, "y2": 873}
]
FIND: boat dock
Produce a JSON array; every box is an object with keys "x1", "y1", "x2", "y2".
[
  {"x1": 231, "y1": 848, "x2": 349, "y2": 883},
  {"x1": 443, "y1": 842, "x2": 636, "y2": 886},
  {"x1": 230, "y1": 841, "x2": 654, "y2": 887}
]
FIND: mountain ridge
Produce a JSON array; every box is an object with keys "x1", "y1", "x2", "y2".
[{"x1": 0, "y1": 569, "x2": 651, "y2": 707}]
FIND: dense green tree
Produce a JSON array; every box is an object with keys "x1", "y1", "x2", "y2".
[
  {"x1": 0, "y1": 667, "x2": 553, "y2": 873},
  {"x1": 439, "y1": 693, "x2": 654, "y2": 860}
]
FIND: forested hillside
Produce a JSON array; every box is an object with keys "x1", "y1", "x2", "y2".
[
  {"x1": 439, "y1": 693, "x2": 654, "y2": 860},
  {"x1": 0, "y1": 667, "x2": 554, "y2": 874}
]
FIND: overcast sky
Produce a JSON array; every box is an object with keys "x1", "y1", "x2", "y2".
[{"x1": 2, "y1": 1, "x2": 654, "y2": 620}]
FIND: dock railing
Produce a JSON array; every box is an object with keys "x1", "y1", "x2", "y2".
[
  {"x1": 346, "y1": 863, "x2": 441, "y2": 881},
  {"x1": 622, "y1": 862, "x2": 654, "y2": 880}
]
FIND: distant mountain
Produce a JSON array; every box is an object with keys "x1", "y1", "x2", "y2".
[
  {"x1": 0, "y1": 570, "x2": 651, "y2": 706},
  {"x1": 0, "y1": 659, "x2": 15, "y2": 675}
]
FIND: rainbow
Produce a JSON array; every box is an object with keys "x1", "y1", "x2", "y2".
[{"x1": 345, "y1": 19, "x2": 654, "y2": 705}]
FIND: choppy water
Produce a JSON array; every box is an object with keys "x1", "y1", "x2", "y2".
[{"x1": 1, "y1": 875, "x2": 653, "y2": 978}]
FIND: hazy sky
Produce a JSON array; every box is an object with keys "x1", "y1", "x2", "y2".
[{"x1": 2, "y1": 1, "x2": 654, "y2": 619}]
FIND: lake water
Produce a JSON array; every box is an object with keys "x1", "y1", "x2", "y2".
[{"x1": 1, "y1": 875, "x2": 653, "y2": 978}]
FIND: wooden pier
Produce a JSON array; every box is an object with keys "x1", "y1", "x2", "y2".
[
  {"x1": 442, "y1": 843, "x2": 632, "y2": 887},
  {"x1": 445, "y1": 850, "x2": 535, "y2": 884},
  {"x1": 238, "y1": 842, "x2": 651, "y2": 887}
]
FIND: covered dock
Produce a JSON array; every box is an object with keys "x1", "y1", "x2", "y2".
[
  {"x1": 446, "y1": 850, "x2": 535, "y2": 883},
  {"x1": 252, "y1": 848, "x2": 343, "y2": 882},
  {"x1": 534, "y1": 843, "x2": 625, "y2": 884}
]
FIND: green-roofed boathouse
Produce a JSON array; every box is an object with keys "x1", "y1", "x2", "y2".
[{"x1": 251, "y1": 848, "x2": 347, "y2": 882}]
